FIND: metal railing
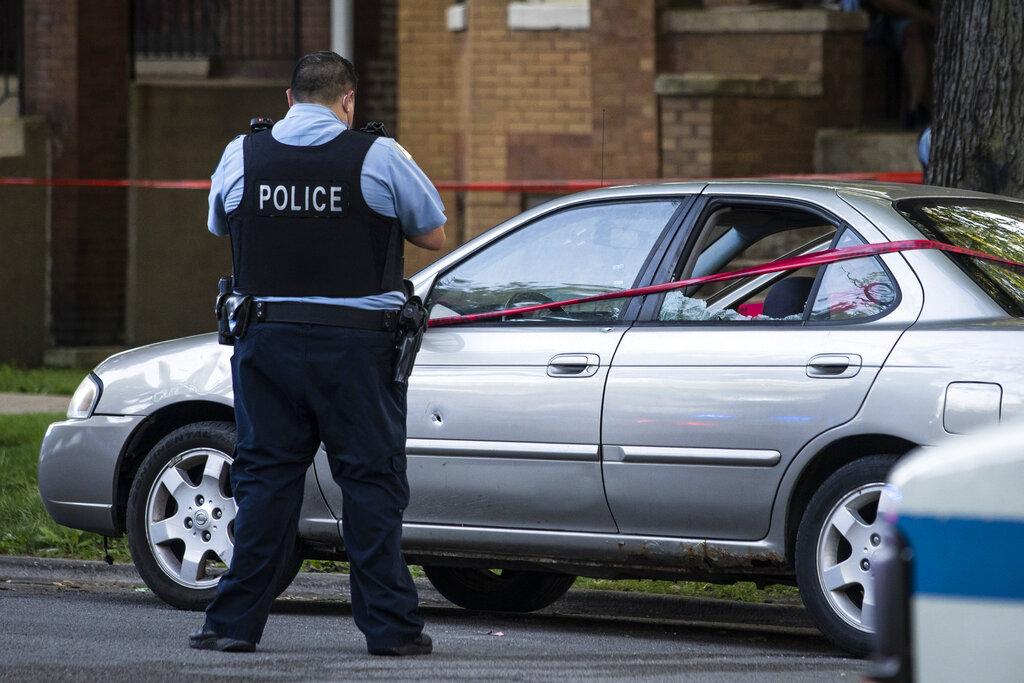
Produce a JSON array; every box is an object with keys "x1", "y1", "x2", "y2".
[
  {"x1": 0, "y1": 0, "x2": 23, "y2": 114},
  {"x1": 133, "y1": 0, "x2": 301, "y2": 60}
]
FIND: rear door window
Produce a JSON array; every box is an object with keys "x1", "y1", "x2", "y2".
[
  {"x1": 657, "y1": 204, "x2": 898, "y2": 323},
  {"x1": 659, "y1": 205, "x2": 834, "y2": 322}
]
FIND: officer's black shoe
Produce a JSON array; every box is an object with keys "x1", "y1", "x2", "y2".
[
  {"x1": 189, "y1": 627, "x2": 256, "y2": 653},
  {"x1": 368, "y1": 632, "x2": 432, "y2": 657}
]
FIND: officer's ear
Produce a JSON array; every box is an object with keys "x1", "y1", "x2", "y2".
[{"x1": 286, "y1": 88, "x2": 296, "y2": 108}]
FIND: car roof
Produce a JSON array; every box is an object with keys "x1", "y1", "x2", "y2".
[
  {"x1": 711, "y1": 178, "x2": 1007, "y2": 202},
  {"x1": 562, "y1": 179, "x2": 1017, "y2": 205}
]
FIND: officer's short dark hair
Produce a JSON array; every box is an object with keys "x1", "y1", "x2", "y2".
[{"x1": 290, "y1": 51, "x2": 358, "y2": 104}]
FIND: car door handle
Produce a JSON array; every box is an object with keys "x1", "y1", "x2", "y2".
[
  {"x1": 547, "y1": 353, "x2": 600, "y2": 377},
  {"x1": 806, "y1": 354, "x2": 862, "y2": 379}
]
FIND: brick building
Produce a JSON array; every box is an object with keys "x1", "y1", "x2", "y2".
[
  {"x1": 400, "y1": 0, "x2": 918, "y2": 246},
  {"x1": 0, "y1": 0, "x2": 920, "y2": 363}
]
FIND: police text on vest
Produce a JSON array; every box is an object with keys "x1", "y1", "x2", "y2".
[{"x1": 256, "y1": 181, "x2": 349, "y2": 217}]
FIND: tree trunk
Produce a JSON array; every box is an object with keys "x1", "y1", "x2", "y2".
[{"x1": 927, "y1": 0, "x2": 1024, "y2": 198}]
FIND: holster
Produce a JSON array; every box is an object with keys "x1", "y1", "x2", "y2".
[
  {"x1": 393, "y1": 280, "x2": 428, "y2": 386},
  {"x1": 214, "y1": 276, "x2": 254, "y2": 346}
]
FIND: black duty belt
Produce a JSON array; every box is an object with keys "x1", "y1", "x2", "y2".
[{"x1": 254, "y1": 300, "x2": 399, "y2": 333}]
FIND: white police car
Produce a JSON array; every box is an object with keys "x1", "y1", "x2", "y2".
[{"x1": 871, "y1": 421, "x2": 1024, "y2": 682}]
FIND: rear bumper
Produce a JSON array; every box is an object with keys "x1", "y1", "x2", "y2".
[{"x1": 38, "y1": 415, "x2": 144, "y2": 535}]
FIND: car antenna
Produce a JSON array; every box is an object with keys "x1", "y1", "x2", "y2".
[{"x1": 600, "y1": 108, "x2": 606, "y2": 186}]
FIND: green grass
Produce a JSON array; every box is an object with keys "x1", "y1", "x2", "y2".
[
  {"x1": 0, "y1": 412, "x2": 796, "y2": 604},
  {"x1": 0, "y1": 365, "x2": 92, "y2": 396},
  {"x1": 0, "y1": 413, "x2": 130, "y2": 561},
  {"x1": 303, "y1": 565, "x2": 794, "y2": 603},
  {"x1": 573, "y1": 577, "x2": 799, "y2": 603}
]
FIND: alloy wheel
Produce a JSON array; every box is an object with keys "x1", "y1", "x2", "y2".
[
  {"x1": 144, "y1": 448, "x2": 236, "y2": 589},
  {"x1": 815, "y1": 481, "x2": 896, "y2": 633}
]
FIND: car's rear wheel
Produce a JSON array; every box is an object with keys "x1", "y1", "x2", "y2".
[
  {"x1": 422, "y1": 565, "x2": 576, "y2": 612},
  {"x1": 795, "y1": 455, "x2": 898, "y2": 656},
  {"x1": 126, "y1": 421, "x2": 303, "y2": 611}
]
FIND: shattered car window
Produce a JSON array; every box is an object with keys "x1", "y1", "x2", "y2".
[{"x1": 659, "y1": 292, "x2": 802, "y2": 322}]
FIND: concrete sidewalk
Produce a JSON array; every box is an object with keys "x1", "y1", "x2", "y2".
[{"x1": 0, "y1": 392, "x2": 69, "y2": 414}]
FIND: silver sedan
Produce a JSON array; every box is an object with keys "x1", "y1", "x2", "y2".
[{"x1": 39, "y1": 180, "x2": 1024, "y2": 655}]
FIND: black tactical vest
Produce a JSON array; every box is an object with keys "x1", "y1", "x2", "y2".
[{"x1": 227, "y1": 129, "x2": 404, "y2": 298}]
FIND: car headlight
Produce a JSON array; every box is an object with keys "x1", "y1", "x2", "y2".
[{"x1": 67, "y1": 374, "x2": 102, "y2": 420}]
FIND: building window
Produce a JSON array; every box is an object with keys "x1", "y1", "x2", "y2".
[
  {"x1": 507, "y1": 0, "x2": 590, "y2": 31},
  {"x1": 446, "y1": 3, "x2": 466, "y2": 32}
]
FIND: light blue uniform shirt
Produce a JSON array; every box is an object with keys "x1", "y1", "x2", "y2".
[{"x1": 207, "y1": 103, "x2": 445, "y2": 310}]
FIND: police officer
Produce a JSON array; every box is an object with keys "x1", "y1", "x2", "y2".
[{"x1": 191, "y1": 51, "x2": 445, "y2": 655}]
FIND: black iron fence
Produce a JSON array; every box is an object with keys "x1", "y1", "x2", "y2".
[
  {"x1": 133, "y1": 0, "x2": 300, "y2": 60},
  {"x1": 0, "y1": 0, "x2": 23, "y2": 114}
]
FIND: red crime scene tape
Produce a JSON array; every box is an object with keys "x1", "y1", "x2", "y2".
[
  {"x1": 0, "y1": 171, "x2": 925, "y2": 192},
  {"x1": 16, "y1": 171, "x2": 998, "y2": 329},
  {"x1": 0, "y1": 177, "x2": 212, "y2": 189},
  {"x1": 427, "y1": 240, "x2": 1024, "y2": 327}
]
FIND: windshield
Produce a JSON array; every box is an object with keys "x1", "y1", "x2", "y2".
[{"x1": 896, "y1": 198, "x2": 1024, "y2": 316}]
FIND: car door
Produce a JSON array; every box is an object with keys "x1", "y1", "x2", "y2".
[
  {"x1": 601, "y1": 192, "x2": 923, "y2": 541},
  {"x1": 378, "y1": 197, "x2": 690, "y2": 533}
]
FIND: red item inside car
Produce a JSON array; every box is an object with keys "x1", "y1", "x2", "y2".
[{"x1": 737, "y1": 302, "x2": 764, "y2": 318}]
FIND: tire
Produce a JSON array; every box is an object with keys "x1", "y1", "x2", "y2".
[
  {"x1": 795, "y1": 454, "x2": 898, "y2": 656},
  {"x1": 126, "y1": 421, "x2": 304, "y2": 611},
  {"x1": 421, "y1": 565, "x2": 576, "y2": 612}
]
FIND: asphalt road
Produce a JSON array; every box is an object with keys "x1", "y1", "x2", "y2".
[{"x1": 0, "y1": 557, "x2": 862, "y2": 682}]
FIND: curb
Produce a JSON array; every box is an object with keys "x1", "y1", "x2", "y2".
[{"x1": 0, "y1": 555, "x2": 140, "y2": 584}]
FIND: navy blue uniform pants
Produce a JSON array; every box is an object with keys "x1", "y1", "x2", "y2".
[{"x1": 204, "y1": 321, "x2": 424, "y2": 649}]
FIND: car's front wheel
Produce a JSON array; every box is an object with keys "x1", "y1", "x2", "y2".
[
  {"x1": 795, "y1": 455, "x2": 898, "y2": 656},
  {"x1": 125, "y1": 421, "x2": 303, "y2": 611},
  {"x1": 422, "y1": 565, "x2": 576, "y2": 612}
]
